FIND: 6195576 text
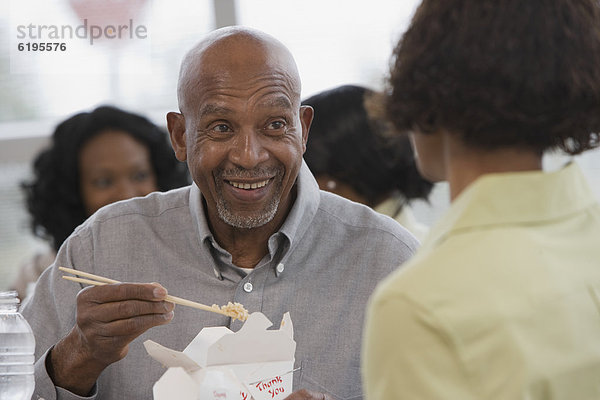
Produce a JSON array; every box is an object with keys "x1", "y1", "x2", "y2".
[{"x1": 17, "y1": 42, "x2": 66, "y2": 51}]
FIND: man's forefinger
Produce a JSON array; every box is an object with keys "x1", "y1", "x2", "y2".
[{"x1": 77, "y1": 282, "x2": 168, "y2": 303}]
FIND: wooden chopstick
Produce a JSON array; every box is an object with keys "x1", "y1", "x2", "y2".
[
  {"x1": 62, "y1": 275, "x2": 110, "y2": 286},
  {"x1": 58, "y1": 266, "x2": 243, "y2": 319},
  {"x1": 59, "y1": 267, "x2": 119, "y2": 284}
]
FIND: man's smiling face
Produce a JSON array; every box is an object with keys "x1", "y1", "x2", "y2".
[{"x1": 170, "y1": 31, "x2": 313, "y2": 231}]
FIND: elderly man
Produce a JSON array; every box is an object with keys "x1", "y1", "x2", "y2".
[{"x1": 22, "y1": 27, "x2": 417, "y2": 400}]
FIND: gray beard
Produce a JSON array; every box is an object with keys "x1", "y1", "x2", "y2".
[
  {"x1": 214, "y1": 166, "x2": 283, "y2": 229},
  {"x1": 216, "y1": 193, "x2": 280, "y2": 229}
]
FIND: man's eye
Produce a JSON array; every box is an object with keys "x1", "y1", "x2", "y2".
[
  {"x1": 266, "y1": 120, "x2": 286, "y2": 130},
  {"x1": 211, "y1": 123, "x2": 232, "y2": 133}
]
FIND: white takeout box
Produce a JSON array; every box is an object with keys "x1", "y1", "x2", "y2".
[{"x1": 144, "y1": 312, "x2": 296, "y2": 400}]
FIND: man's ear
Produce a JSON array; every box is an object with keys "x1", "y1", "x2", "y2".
[
  {"x1": 167, "y1": 112, "x2": 187, "y2": 162},
  {"x1": 299, "y1": 105, "x2": 314, "y2": 154}
]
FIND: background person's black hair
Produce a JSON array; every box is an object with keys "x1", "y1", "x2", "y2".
[
  {"x1": 303, "y1": 84, "x2": 433, "y2": 208},
  {"x1": 22, "y1": 105, "x2": 190, "y2": 251}
]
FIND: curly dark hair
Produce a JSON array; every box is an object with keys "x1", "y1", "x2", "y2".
[
  {"x1": 387, "y1": 0, "x2": 600, "y2": 155},
  {"x1": 22, "y1": 105, "x2": 190, "y2": 251},
  {"x1": 303, "y1": 85, "x2": 433, "y2": 206}
]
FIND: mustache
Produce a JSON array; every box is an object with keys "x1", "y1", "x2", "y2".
[{"x1": 216, "y1": 166, "x2": 283, "y2": 179}]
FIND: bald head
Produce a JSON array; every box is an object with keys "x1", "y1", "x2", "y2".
[{"x1": 177, "y1": 27, "x2": 302, "y2": 115}]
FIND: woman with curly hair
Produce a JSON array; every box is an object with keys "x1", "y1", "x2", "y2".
[
  {"x1": 12, "y1": 105, "x2": 189, "y2": 299},
  {"x1": 363, "y1": 0, "x2": 600, "y2": 398},
  {"x1": 302, "y1": 85, "x2": 433, "y2": 241}
]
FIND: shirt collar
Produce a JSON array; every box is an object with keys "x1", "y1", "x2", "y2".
[
  {"x1": 423, "y1": 162, "x2": 597, "y2": 250},
  {"x1": 188, "y1": 160, "x2": 321, "y2": 269},
  {"x1": 276, "y1": 160, "x2": 320, "y2": 247},
  {"x1": 189, "y1": 182, "x2": 212, "y2": 243}
]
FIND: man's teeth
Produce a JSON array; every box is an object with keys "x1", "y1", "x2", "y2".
[{"x1": 229, "y1": 179, "x2": 269, "y2": 190}]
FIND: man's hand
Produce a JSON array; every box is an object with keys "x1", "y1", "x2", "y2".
[
  {"x1": 285, "y1": 389, "x2": 334, "y2": 400},
  {"x1": 48, "y1": 282, "x2": 175, "y2": 396}
]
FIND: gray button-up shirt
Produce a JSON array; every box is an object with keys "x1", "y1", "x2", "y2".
[{"x1": 22, "y1": 162, "x2": 418, "y2": 400}]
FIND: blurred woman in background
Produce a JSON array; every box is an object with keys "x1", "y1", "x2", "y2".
[
  {"x1": 12, "y1": 105, "x2": 189, "y2": 299},
  {"x1": 303, "y1": 84, "x2": 433, "y2": 240}
]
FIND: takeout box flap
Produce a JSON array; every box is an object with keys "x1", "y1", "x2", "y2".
[
  {"x1": 143, "y1": 340, "x2": 201, "y2": 373},
  {"x1": 279, "y1": 312, "x2": 293, "y2": 339},
  {"x1": 205, "y1": 312, "x2": 295, "y2": 366},
  {"x1": 157, "y1": 312, "x2": 295, "y2": 368},
  {"x1": 146, "y1": 312, "x2": 295, "y2": 371},
  {"x1": 183, "y1": 325, "x2": 233, "y2": 367}
]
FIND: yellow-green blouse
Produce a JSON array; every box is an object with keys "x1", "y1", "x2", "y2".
[{"x1": 363, "y1": 162, "x2": 600, "y2": 399}]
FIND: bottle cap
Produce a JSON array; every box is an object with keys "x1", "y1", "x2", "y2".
[{"x1": 0, "y1": 290, "x2": 20, "y2": 304}]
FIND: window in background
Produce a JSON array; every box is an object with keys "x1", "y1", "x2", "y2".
[
  {"x1": 1, "y1": 0, "x2": 215, "y2": 124},
  {"x1": 0, "y1": 0, "x2": 216, "y2": 290},
  {"x1": 237, "y1": 0, "x2": 420, "y2": 98}
]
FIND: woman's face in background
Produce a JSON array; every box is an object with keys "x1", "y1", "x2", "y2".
[
  {"x1": 79, "y1": 130, "x2": 158, "y2": 216},
  {"x1": 409, "y1": 130, "x2": 446, "y2": 183}
]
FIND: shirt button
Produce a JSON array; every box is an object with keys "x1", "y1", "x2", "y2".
[
  {"x1": 276, "y1": 263, "x2": 285, "y2": 273},
  {"x1": 243, "y1": 282, "x2": 253, "y2": 293}
]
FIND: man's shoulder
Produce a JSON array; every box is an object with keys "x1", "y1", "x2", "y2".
[
  {"x1": 88, "y1": 186, "x2": 192, "y2": 225},
  {"x1": 316, "y1": 190, "x2": 419, "y2": 248}
]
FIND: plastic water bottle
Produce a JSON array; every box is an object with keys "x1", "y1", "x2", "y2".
[{"x1": 0, "y1": 291, "x2": 35, "y2": 400}]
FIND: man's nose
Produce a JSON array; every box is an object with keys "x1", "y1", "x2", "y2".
[{"x1": 229, "y1": 129, "x2": 269, "y2": 168}]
